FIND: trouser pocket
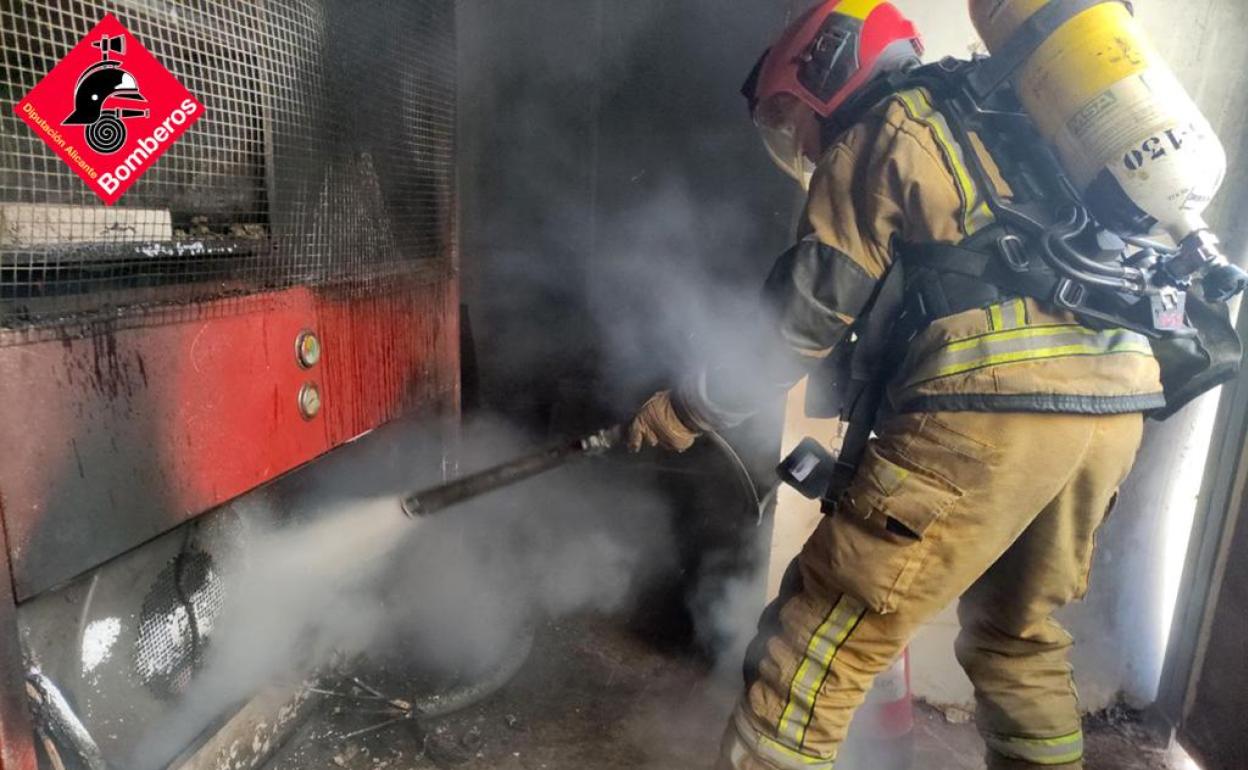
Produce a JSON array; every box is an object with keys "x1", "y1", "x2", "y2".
[{"x1": 825, "y1": 439, "x2": 965, "y2": 614}]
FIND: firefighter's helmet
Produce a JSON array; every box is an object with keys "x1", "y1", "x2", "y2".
[
  {"x1": 64, "y1": 62, "x2": 145, "y2": 126},
  {"x1": 743, "y1": 0, "x2": 923, "y2": 184}
]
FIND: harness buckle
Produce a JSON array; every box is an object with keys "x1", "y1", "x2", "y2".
[
  {"x1": 1150, "y1": 288, "x2": 1188, "y2": 332},
  {"x1": 1054, "y1": 278, "x2": 1087, "y2": 311},
  {"x1": 998, "y1": 234, "x2": 1030, "y2": 272}
]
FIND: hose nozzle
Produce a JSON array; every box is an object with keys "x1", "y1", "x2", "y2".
[
  {"x1": 400, "y1": 425, "x2": 623, "y2": 519},
  {"x1": 579, "y1": 425, "x2": 623, "y2": 454}
]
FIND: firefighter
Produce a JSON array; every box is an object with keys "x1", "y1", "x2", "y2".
[{"x1": 628, "y1": 1, "x2": 1180, "y2": 768}]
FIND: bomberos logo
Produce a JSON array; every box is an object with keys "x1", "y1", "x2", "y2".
[{"x1": 14, "y1": 13, "x2": 204, "y2": 205}]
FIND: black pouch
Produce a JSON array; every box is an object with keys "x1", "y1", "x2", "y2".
[{"x1": 1150, "y1": 294, "x2": 1243, "y2": 420}]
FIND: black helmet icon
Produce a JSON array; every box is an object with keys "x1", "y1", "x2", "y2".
[
  {"x1": 64, "y1": 67, "x2": 143, "y2": 125},
  {"x1": 62, "y1": 34, "x2": 148, "y2": 154}
]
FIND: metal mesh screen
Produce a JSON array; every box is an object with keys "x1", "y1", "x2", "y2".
[
  {"x1": 134, "y1": 550, "x2": 223, "y2": 699},
  {"x1": 0, "y1": 0, "x2": 456, "y2": 336}
]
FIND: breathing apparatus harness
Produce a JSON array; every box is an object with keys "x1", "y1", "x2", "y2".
[{"x1": 779, "y1": 53, "x2": 1246, "y2": 509}]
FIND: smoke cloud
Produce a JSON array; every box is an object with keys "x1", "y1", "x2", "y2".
[{"x1": 131, "y1": 416, "x2": 681, "y2": 769}]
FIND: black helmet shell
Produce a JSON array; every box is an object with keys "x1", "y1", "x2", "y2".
[{"x1": 64, "y1": 63, "x2": 143, "y2": 125}]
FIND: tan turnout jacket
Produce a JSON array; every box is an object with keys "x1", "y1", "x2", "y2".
[{"x1": 680, "y1": 87, "x2": 1165, "y2": 428}]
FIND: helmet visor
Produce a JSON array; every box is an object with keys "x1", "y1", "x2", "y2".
[{"x1": 754, "y1": 92, "x2": 820, "y2": 187}]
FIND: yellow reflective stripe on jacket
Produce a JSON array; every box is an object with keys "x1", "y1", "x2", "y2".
[
  {"x1": 985, "y1": 730, "x2": 1085, "y2": 765},
  {"x1": 987, "y1": 298, "x2": 1027, "y2": 331},
  {"x1": 894, "y1": 88, "x2": 994, "y2": 237},
  {"x1": 732, "y1": 708, "x2": 837, "y2": 770},
  {"x1": 906, "y1": 324, "x2": 1155, "y2": 387},
  {"x1": 777, "y1": 595, "x2": 867, "y2": 749}
]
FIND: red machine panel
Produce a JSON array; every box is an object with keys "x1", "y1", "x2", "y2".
[{"x1": 0, "y1": 273, "x2": 458, "y2": 601}]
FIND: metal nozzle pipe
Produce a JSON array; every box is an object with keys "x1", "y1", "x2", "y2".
[{"x1": 400, "y1": 426, "x2": 622, "y2": 519}]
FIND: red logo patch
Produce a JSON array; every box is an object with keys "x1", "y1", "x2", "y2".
[{"x1": 14, "y1": 13, "x2": 204, "y2": 205}]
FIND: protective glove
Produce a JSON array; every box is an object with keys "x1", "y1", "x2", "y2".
[{"x1": 627, "y1": 390, "x2": 701, "y2": 453}]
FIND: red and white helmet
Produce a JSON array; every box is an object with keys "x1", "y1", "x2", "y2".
[{"x1": 743, "y1": 0, "x2": 923, "y2": 184}]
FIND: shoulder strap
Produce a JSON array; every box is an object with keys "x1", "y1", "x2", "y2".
[
  {"x1": 849, "y1": 258, "x2": 907, "y2": 381},
  {"x1": 821, "y1": 261, "x2": 908, "y2": 506}
]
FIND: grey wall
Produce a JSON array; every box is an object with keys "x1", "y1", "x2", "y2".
[
  {"x1": 1136, "y1": 0, "x2": 1248, "y2": 262},
  {"x1": 1072, "y1": 0, "x2": 1248, "y2": 707}
]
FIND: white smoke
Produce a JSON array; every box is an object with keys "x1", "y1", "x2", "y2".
[
  {"x1": 131, "y1": 417, "x2": 680, "y2": 769},
  {"x1": 131, "y1": 498, "x2": 409, "y2": 768}
]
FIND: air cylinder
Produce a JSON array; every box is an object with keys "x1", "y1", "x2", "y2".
[{"x1": 969, "y1": 0, "x2": 1226, "y2": 244}]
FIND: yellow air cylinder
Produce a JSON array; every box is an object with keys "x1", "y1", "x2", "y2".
[{"x1": 969, "y1": 0, "x2": 1226, "y2": 242}]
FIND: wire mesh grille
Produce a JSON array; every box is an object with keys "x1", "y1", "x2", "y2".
[
  {"x1": 0, "y1": 0, "x2": 456, "y2": 337},
  {"x1": 134, "y1": 550, "x2": 223, "y2": 699}
]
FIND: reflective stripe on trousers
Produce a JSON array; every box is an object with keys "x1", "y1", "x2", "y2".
[
  {"x1": 722, "y1": 593, "x2": 867, "y2": 770},
  {"x1": 729, "y1": 707, "x2": 837, "y2": 770},
  {"x1": 904, "y1": 322, "x2": 1155, "y2": 388},
  {"x1": 776, "y1": 594, "x2": 867, "y2": 749},
  {"x1": 985, "y1": 729, "x2": 1085, "y2": 766}
]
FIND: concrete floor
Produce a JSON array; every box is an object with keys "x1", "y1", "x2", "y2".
[{"x1": 265, "y1": 615, "x2": 1177, "y2": 770}]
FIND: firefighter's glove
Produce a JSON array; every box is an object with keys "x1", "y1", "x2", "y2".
[{"x1": 627, "y1": 390, "x2": 701, "y2": 453}]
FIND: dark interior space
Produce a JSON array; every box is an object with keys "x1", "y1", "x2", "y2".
[
  {"x1": 458, "y1": 0, "x2": 797, "y2": 431},
  {"x1": 456, "y1": 0, "x2": 800, "y2": 658}
]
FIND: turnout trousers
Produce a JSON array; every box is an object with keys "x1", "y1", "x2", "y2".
[{"x1": 717, "y1": 410, "x2": 1145, "y2": 770}]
